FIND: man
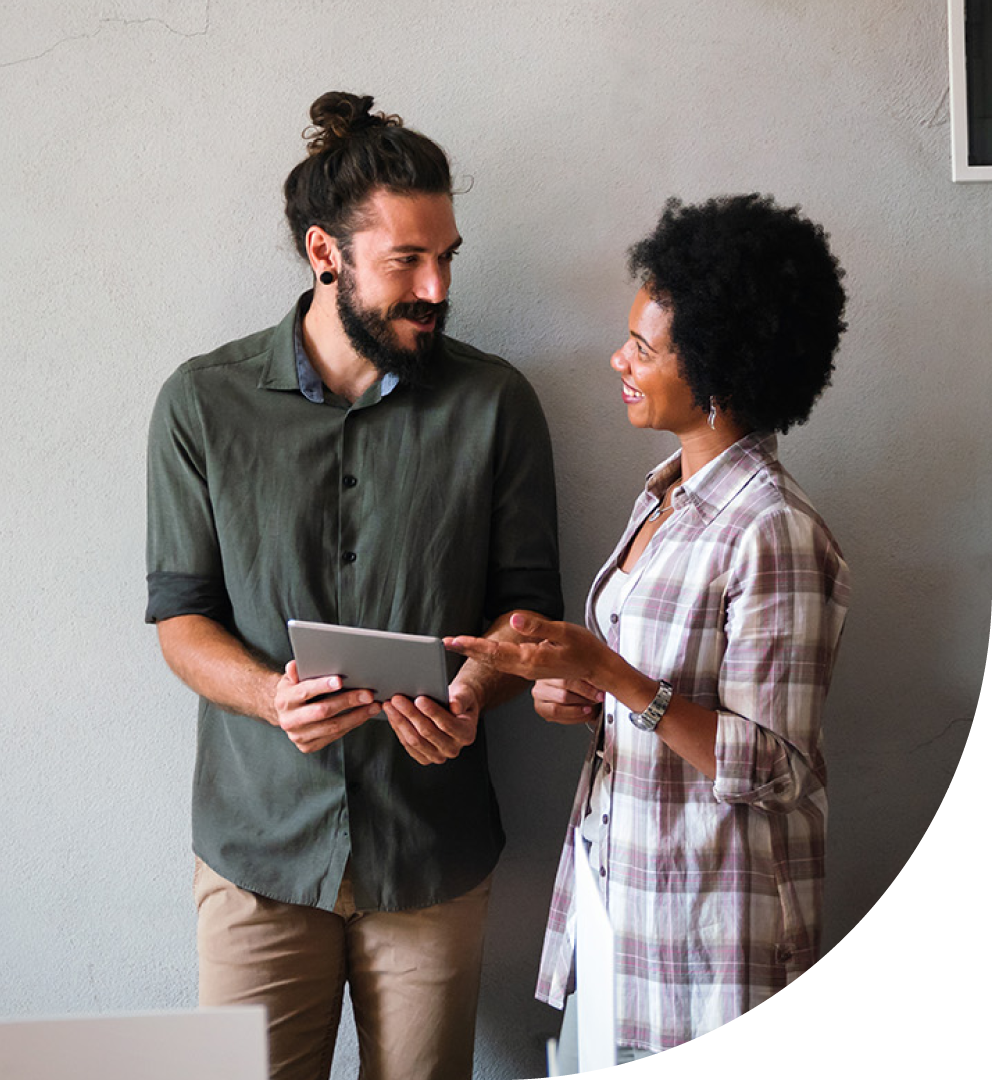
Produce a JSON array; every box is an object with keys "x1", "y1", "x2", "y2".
[{"x1": 145, "y1": 92, "x2": 562, "y2": 1080}]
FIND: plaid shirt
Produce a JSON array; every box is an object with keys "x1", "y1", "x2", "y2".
[{"x1": 535, "y1": 432, "x2": 850, "y2": 1051}]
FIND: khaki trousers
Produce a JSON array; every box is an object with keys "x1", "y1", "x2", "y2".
[{"x1": 194, "y1": 858, "x2": 491, "y2": 1080}]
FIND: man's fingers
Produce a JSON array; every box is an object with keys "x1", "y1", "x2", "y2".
[
  {"x1": 397, "y1": 696, "x2": 462, "y2": 753},
  {"x1": 285, "y1": 700, "x2": 381, "y2": 753},
  {"x1": 277, "y1": 685, "x2": 382, "y2": 756},
  {"x1": 286, "y1": 686, "x2": 373, "y2": 722},
  {"x1": 384, "y1": 694, "x2": 477, "y2": 764},
  {"x1": 278, "y1": 673, "x2": 344, "y2": 708},
  {"x1": 384, "y1": 703, "x2": 448, "y2": 765},
  {"x1": 445, "y1": 692, "x2": 475, "y2": 720}
]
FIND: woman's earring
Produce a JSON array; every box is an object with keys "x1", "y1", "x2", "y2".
[
  {"x1": 707, "y1": 398, "x2": 718, "y2": 430},
  {"x1": 319, "y1": 270, "x2": 336, "y2": 285}
]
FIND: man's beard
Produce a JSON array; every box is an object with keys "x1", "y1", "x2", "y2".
[{"x1": 335, "y1": 264, "x2": 448, "y2": 389}]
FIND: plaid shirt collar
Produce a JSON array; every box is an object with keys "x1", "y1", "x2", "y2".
[{"x1": 646, "y1": 430, "x2": 779, "y2": 525}]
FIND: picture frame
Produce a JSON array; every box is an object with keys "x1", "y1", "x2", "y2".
[{"x1": 949, "y1": 0, "x2": 992, "y2": 180}]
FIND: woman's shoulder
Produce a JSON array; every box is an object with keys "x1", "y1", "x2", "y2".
[{"x1": 727, "y1": 462, "x2": 847, "y2": 570}]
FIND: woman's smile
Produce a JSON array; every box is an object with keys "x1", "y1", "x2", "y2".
[{"x1": 621, "y1": 379, "x2": 645, "y2": 403}]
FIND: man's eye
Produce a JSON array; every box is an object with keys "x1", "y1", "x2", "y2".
[{"x1": 440, "y1": 250, "x2": 459, "y2": 263}]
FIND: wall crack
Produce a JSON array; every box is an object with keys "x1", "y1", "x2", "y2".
[
  {"x1": 1, "y1": 0, "x2": 210, "y2": 70},
  {"x1": 909, "y1": 716, "x2": 971, "y2": 753}
]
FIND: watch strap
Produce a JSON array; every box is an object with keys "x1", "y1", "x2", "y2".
[{"x1": 629, "y1": 678, "x2": 674, "y2": 732}]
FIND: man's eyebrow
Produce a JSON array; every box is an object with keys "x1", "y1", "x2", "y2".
[{"x1": 389, "y1": 236, "x2": 464, "y2": 254}]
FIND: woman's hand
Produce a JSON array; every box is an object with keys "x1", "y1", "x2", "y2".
[
  {"x1": 532, "y1": 678, "x2": 604, "y2": 725},
  {"x1": 445, "y1": 611, "x2": 615, "y2": 686}
]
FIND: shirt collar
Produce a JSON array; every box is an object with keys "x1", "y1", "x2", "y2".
[
  {"x1": 258, "y1": 290, "x2": 398, "y2": 402},
  {"x1": 646, "y1": 431, "x2": 780, "y2": 522}
]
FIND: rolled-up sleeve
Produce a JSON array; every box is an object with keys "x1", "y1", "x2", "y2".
[
  {"x1": 145, "y1": 367, "x2": 231, "y2": 625},
  {"x1": 712, "y1": 505, "x2": 849, "y2": 812}
]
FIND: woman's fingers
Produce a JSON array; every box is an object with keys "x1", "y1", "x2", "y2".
[
  {"x1": 508, "y1": 611, "x2": 561, "y2": 640},
  {"x1": 533, "y1": 699, "x2": 600, "y2": 725},
  {"x1": 443, "y1": 635, "x2": 534, "y2": 676},
  {"x1": 533, "y1": 678, "x2": 603, "y2": 705},
  {"x1": 446, "y1": 619, "x2": 605, "y2": 684}
]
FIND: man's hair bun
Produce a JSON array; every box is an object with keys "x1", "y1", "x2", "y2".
[
  {"x1": 284, "y1": 90, "x2": 451, "y2": 260},
  {"x1": 303, "y1": 92, "x2": 401, "y2": 156}
]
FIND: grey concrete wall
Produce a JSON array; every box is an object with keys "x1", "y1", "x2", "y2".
[{"x1": 2, "y1": 3, "x2": 989, "y2": 1078}]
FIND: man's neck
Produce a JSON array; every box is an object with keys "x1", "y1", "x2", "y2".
[{"x1": 302, "y1": 294, "x2": 379, "y2": 403}]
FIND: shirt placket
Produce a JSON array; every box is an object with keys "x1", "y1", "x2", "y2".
[
  {"x1": 595, "y1": 493, "x2": 686, "y2": 904},
  {"x1": 335, "y1": 400, "x2": 372, "y2": 623}
]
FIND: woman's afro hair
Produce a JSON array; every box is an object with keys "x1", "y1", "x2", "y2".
[{"x1": 628, "y1": 193, "x2": 847, "y2": 433}]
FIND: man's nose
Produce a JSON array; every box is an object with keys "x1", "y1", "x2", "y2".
[{"x1": 414, "y1": 262, "x2": 449, "y2": 304}]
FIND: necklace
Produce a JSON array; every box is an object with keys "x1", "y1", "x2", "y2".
[{"x1": 646, "y1": 480, "x2": 682, "y2": 522}]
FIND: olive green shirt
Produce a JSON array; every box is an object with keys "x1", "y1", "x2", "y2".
[{"x1": 146, "y1": 295, "x2": 563, "y2": 911}]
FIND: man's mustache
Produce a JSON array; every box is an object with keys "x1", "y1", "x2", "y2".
[{"x1": 386, "y1": 299, "x2": 449, "y2": 322}]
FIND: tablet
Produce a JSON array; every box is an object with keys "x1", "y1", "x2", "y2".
[{"x1": 287, "y1": 620, "x2": 450, "y2": 706}]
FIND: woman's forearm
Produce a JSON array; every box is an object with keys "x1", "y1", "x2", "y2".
[{"x1": 599, "y1": 649, "x2": 718, "y2": 780}]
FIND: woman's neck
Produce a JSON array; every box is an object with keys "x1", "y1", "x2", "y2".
[{"x1": 676, "y1": 419, "x2": 750, "y2": 482}]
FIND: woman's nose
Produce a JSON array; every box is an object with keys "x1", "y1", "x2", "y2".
[{"x1": 610, "y1": 341, "x2": 631, "y2": 372}]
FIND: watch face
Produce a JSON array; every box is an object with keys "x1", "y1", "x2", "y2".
[{"x1": 630, "y1": 708, "x2": 659, "y2": 732}]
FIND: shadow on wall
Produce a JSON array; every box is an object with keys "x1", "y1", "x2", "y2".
[{"x1": 480, "y1": 698, "x2": 588, "y2": 1080}]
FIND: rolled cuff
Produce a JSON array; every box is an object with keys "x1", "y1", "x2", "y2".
[
  {"x1": 145, "y1": 571, "x2": 233, "y2": 625},
  {"x1": 711, "y1": 709, "x2": 820, "y2": 812}
]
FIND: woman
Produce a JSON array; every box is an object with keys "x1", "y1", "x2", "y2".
[{"x1": 446, "y1": 193, "x2": 851, "y2": 1057}]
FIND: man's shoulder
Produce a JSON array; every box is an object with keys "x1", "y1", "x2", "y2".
[
  {"x1": 440, "y1": 335, "x2": 523, "y2": 380},
  {"x1": 152, "y1": 320, "x2": 282, "y2": 430},
  {"x1": 177, "y1": 323, "x2": 277, "y2": 381}
]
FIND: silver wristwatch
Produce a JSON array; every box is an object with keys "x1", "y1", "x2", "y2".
[{"x1": 629, "y1": 679, "x2": 674, "y2": 732}]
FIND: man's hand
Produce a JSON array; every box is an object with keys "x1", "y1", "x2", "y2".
[
  {"x1": 531, "y1": 678, "x2": 604, "y2": 725},
  {"x1": 445, "y1": 611, "x2": 615, "y2": 686},
  {"x1": 383, "y1": 684, "x2": 481, "y2": 766},
  {"x1": 274, "y1": 659, "x2": 381, "y2": 754}
]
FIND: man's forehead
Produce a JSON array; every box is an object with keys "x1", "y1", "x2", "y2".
[{"x1": 355, "y1": 190, "x2": 460, "y2": 251}]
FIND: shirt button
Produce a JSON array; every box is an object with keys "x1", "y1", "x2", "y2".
[
  {"x1": 601, "y1": 813, "x2": 609, "y2": 825},
  {"x1": 606, "y1": 713, "x2": 614, "y2": 725},
  {"x1": 610, "y1": 613, "x2": 619, "y2": 624},
  {"x1": 599, "y1": 866, "x2": 607, "y2": 877},
  {"x1": 342, "y1": 551, "x2": 357, "y2": 564},
  {"x1": 604, "y1": 763, "x2": 612, "y2": 775},
  {"x1": 343, "y1": 475, "x2": 358, "y2": 488}
]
